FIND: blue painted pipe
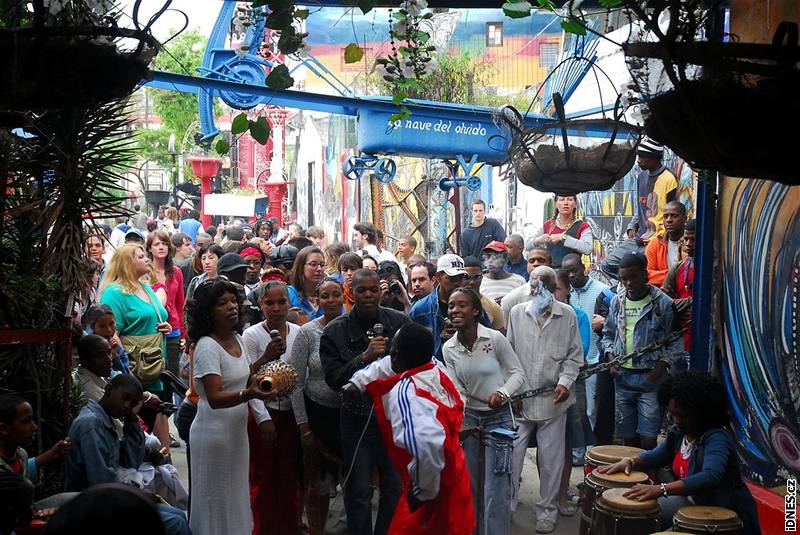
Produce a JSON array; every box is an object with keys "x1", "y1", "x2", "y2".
[{"x1": 691, "y1": 169, "x2": 717, "y2": 371}]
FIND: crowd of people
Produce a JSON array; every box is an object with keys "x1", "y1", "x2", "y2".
[{"x1": 0, "y1": 140, "x2": 759, "y2": 535}]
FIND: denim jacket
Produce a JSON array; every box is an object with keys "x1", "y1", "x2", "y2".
[
  {"x1": 639, "y1": 427, "x2": 760, "y2": 534},
  {"x1": 600, "y1": 285, "x2": 682, "y2": 369},
  {"x1": 65, "y1": 400, "x2": 144, "y2": 491},
  {"x1": 409, "y1": 286, "x2": 491, "y2": 361}
]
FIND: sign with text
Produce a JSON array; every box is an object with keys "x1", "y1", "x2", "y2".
[{"x1": 357, "y1": 105, "x2": 551, "y2": 164}]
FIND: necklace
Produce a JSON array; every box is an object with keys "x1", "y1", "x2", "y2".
[
  {"x1": 680, "y1": 436, "x2": 696, "y2": 458},
  {"x1": 556, "y1": 214, "x2": 575, "y2": 229}
]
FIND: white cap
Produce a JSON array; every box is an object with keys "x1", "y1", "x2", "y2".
[{"x1": 436, "y1": 254, "x2": 467, "y2": 276}]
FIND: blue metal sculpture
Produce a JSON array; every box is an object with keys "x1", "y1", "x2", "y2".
[
  {"x1": 197, "y1": 2, "x2": 274, "y2": 141},
  {"x1": 342, "y1": 154, "x2": 397, "y2": 183},
  {"x1": 438, "y1": 154, "x2": 482, "y2": 191}
]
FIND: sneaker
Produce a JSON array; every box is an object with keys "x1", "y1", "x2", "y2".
[
  {"x1": 558, "y1": 502, "x2": 577, "y2": 517},
  {"x1": 535, "y1": 519, "x2": 556, "y2": 533}
]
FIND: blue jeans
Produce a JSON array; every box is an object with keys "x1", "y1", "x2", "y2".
[
  {"x1": 614, "y1": 369, "x2": 663, "y2": 438},
  {"x1": 157, "y1": 503, "x2": 191, "y2": 535},
  {"x1": 340, "y1": 409, "x2": 401, "y2": 535},
  {"x1": 463, "y1": 408, "x2": 516, "y2": 535}
]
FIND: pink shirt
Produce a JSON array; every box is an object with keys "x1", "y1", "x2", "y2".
[{"x1": 153, "y1": 266, "x2": 186, "y2": 338}]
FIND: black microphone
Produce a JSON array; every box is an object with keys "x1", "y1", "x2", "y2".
[
  {"x1": 269, "y1": 329, "x2": 280, "y2": 339},
  {"x1": 373, "y1": 323, "x2": 384, "y2": 337}
]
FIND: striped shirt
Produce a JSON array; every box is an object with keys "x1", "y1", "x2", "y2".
[
  {"x1": 480, "y1": 274, "x2": 527, "y2": 302},
  {"x1": 570, "y1": 276, "x2": 610, "y2": 364}
]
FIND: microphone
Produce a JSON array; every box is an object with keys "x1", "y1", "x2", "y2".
[
  {"x1": 373, "y1": 323, "x2": 384, "y2": 337},
  {"x1": 269, "y1": 329, "x2": 280, "y2": 339}
]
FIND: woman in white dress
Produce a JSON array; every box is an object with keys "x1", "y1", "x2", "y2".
[{"x1": 186, "y1": 279, "x2": 276, "y2": 535}]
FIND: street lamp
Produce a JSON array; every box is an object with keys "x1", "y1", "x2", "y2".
[{"x1": 168, "y1": 132, "x2": 178, "y2": 208}]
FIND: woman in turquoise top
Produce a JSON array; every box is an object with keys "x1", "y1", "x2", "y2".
[
  {"x1": 99, "y1": 244, "x2": 171, "y2": 450},
  {"x1": 287, "y1": 246, "x2": 326, "y2": 322}
]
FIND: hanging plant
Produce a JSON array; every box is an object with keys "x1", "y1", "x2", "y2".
[
  {"x1": 0, "y1": 0, "x2": 165, "y2": 111},
  {"x1": 621, "y1": 0, "x2": 800, "y2": 183},
  {"x1": 371, "y1": 0, "x2": 438, "y2": 122},
  {"x1": 497, "y1": 53, "x2": 641, "y2": 195}
]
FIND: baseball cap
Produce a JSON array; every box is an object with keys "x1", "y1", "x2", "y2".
[
  {"x1": 124, "y1": 228, "x2": 144, "y2": 241},
  {"x1": 436, "y1": 254, "x2": 467, "y2": 276},
  {"x1": 217, "y1": 253, "x2": 248, "y2": 273},
  {"x1": 482, "y1": 240, "x2": 507, "y2": 253},
  {"x1": 269, "y1": 244, "x2": 298, "y2": 266}
]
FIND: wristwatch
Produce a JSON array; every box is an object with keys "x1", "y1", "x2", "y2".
[{"x1": 660, "y1": 482, "x2": 668, "y2": 497}]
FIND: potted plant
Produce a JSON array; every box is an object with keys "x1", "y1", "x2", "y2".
[
  {"x1": 621, "y1": 1, "x2": 800, "y2": 183},
  {"x1": 0, "y1": 0, "x2": 163, "y2": 111}
]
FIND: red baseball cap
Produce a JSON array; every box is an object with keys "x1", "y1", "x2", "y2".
[{"x1": 482, "y1": 241, "x2": 507, "y2": 253}]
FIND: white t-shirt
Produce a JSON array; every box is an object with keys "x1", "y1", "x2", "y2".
[
  {"x1": 242, "y1": 322, "x2": 299, "y2": 423},
  {"x1": 667, "y1": 239, "x2": 680, "y2": 267}
]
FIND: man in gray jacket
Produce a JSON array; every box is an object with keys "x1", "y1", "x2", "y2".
[{"x1": 601, "y1": 252, "x2": 683, "y2": 451}]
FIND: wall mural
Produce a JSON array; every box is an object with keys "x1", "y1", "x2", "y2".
[
  {"x1": 578, "y1": 153, "x2": 695, "y2": 279},
  {"x1": 718, "y1": 177, "x2": 800, "y2": 489}
]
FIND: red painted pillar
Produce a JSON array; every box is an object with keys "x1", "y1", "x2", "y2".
[
  {"x1": 187, "y1": 156, "x2": 223, "y2": 228},
  {"x1": 262, "y1": 181, "x2": 288, "y2": 222}
]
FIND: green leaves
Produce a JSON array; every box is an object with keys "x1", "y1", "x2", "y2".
[
  {"x1": 231, "y1": 113, "x2": 249, "y2": 135},
  {"x1": 358, "y1": 0, "x2": 375, "y2": 14},
  {"x1": 294, "y1": 8, "x2": 309, "y2": 19},
  {"x1": 503, "y1": 1, "x2": 533, "y2": 19},
  {"x1": 214, "y1": 139, "x2": 230, "y2": 156},
  {"x1": 249, "y1": 116, "x2": 271, "y2": 144},
  {"x1": 266, "y1": 64, "x2": 294, "y2": 90},
  {"x1": 344, "y1": 43, "x2": 365, "y2": 64},
  {"x1": 266, "y1": 9, "x2": 293, "y2": 30},
  {"x1": 536, "y1": 0, "x2": 557, "y2": 10},
  {"x1": 560, "y1": 16, "x2": 587, "y2": 35},
  {"x1": 388, "y1": 106, "x2": 411, "y2": 124},
  {"x1": 598, "y1": 0, "x2": 623, "y2": 6},
  {"x1": 277, "y1": 29, "x2": 303, "y2": 55}
]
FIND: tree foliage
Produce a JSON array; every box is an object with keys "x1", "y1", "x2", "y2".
[
  {"x1": 135, "y1": 28, "x2": 216, "y2": 171},
  {"x1": 372, "y1": 51, "x2": 532, "y2": 110}
]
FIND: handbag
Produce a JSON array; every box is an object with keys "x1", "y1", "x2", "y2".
[{"x1": 122, "y1": 289, "x2": 165, "y2": 384}]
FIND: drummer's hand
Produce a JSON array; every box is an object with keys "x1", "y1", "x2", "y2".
[
  {"x1": 623, "y1": 484, "x2": 662, "y2": 501},
  {"x1": 596, "y1": 457, "x2": 633, "y2": 475}
]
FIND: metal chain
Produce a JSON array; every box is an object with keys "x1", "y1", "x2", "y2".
[{"x1": 509, "y1": 329, "x2": 686, "y2": 402}]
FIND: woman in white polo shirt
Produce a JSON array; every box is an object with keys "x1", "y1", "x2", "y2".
[{"x1": 442, "y1": 286, "x2": 526, "y2": 535}]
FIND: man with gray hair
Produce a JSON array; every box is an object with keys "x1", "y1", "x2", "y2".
[{"x1": 506, "y1": 264, "x2": 583, "y2": 534}]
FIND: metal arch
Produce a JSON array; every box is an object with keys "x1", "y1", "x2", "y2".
[{"x1": 197, "y1": 2, "x2": 274, "y2": 141}]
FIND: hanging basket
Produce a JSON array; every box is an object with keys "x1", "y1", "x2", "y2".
[
  {"x1": 624, "y1": 21, "x2": 800, "y2": 184},
  {"x1": 500, "y1": 93, "x2": 641, "y2": 195},
  {"x1": 0, "y1": 25, "x2": 160, "y2": 111}
]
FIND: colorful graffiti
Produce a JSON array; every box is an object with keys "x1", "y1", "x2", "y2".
[
  {"x1": 718, "y1": 177, "x2": 800, "y2": 488},
  {"x1": 578, "y1": 152, "x2": 695, "y2": 278}
]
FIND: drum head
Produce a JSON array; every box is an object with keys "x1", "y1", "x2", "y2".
[
  {"x1": 598, "y1": 487, "x2": 659, "y2": 513},
  {"x1": 674, "y1": 506, "x2": 741, "y2": 527},
  {"x1": 591, "y1": 469, "x2": 650, "y2": 487},
  {"x1": 586, "y1": 445, "x2": 645, "y2": 464}
]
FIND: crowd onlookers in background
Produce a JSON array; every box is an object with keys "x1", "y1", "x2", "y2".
[{"x1": 4, "y1": 191, "x2": 760, "y2": 535}]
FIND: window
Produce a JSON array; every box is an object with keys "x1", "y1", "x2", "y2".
[
  {"x1": 486, "y1": 22, "x2": 503, "y2": 47},
  {"x1": 539, "y1": 42, "x2": 559, "y2": 69}
]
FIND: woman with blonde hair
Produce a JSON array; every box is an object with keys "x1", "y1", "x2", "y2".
[
  {"x1": 99, "y1": 244, "x2": 173, "y2": 450},
  {"x1": 530, "y1": 194, "x2": 593, "y2": 267}
]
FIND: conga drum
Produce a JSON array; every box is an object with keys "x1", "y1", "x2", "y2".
[
  {"x1": 579, "y1": 470, "x2": 651, "y2": 535},
  {"x1": 584, "y1": 445, "x2": 645, "y2": 476},
  {"x1": 591, "y1": 487, "x2": 661, "y2": 535},
  {"x1": 673, "y1": 506, "x2": 742, "y2": 534}
]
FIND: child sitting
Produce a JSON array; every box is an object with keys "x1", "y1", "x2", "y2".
[{"x1": 82, "y1": 304, "x2": 130, "y2": 375}]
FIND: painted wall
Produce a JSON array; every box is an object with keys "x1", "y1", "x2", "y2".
[{"x1": 717, "y1": 178, "x2": 800, "y2": 489}]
